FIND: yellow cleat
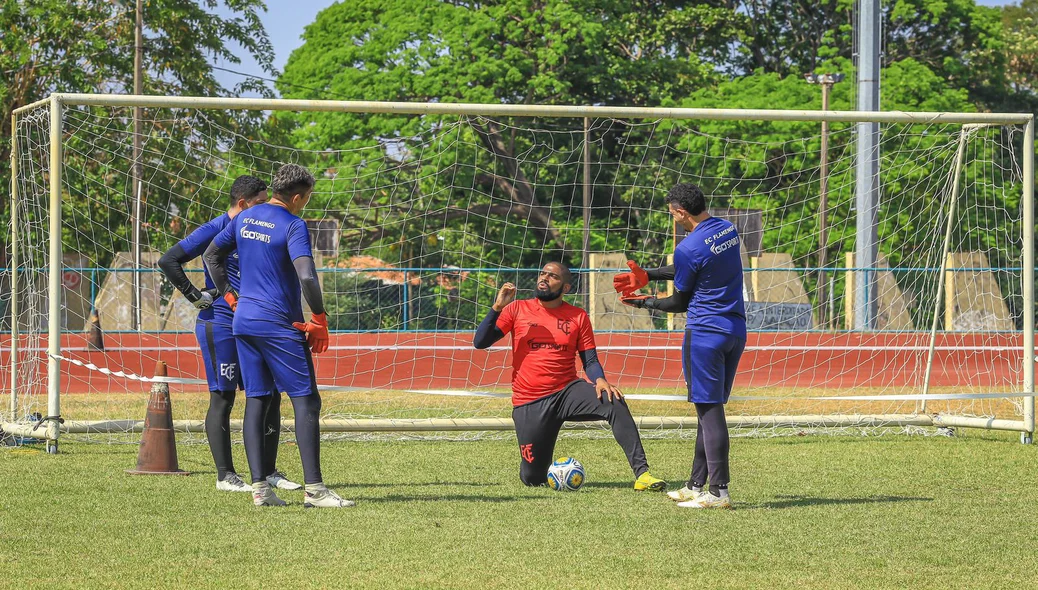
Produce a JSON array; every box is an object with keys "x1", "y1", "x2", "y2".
[{"x1": 634, "y1": 472, "x2": 667, "y2": 492}]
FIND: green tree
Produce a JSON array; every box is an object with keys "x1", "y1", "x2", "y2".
[
  {"x1": 276, "y1": 0, "x2": 742, "y2": 271},
  {"x1": 2, "y1": 0, "x2": 276, "y2": 265}
]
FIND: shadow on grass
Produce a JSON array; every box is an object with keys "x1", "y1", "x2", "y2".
[
  {"x1": 583, "y1": 481, "x2": 640, "y2": 490},
  {"x1": 328, "y1": 481, "x2": 501, "y2": 489},
  {"x1": 358, "y1": 493, "x2": 548, "y2": 504},
  {"x1": 748, "y1": 494, "x2": 933, "y2": 510}
]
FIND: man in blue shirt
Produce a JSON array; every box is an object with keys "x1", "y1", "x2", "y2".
[
  {"x1": 204, "y1": 164, "x2": 352, "y2": 508},
  {"x1": 616, "y1": 183, "x2": 746, "y2": 509},
  {"x1": 158, "y1": 175, "x2": 299, "y2": 493}
]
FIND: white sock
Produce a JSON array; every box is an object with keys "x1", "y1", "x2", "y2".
[{"x1": 305, "y1": 482, "x2": 326, "y2": 494}]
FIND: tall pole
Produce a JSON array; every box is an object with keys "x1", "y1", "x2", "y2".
[
  {"x1": 805, "y1": 73, "x2": 843, "y2": 329},
  {"x1": 819, "y1": 81, "x2": 830, "y2": 330},
  {"x1": 47, "y1": 97, "x2": 64, "y2": 453},
  {"x1": 1022, "y1": 117, "x2": 1034, "y2": 444},
  {"x1": 855, "y1": 0, "x2": 881, "y2": 330},
  {"x1": 130, "y1": 0, "x2": 143, "y2": 331},
  {"x1": 10, "y1": 114, "x2": 20, "y2": 423},
  {"x1": 582, "y1": 117, "x2": 591, "y2": 309}
]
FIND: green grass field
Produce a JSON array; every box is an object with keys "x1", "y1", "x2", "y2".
[{"x1": 2, "y1": 431, "x2": 1036, "y2": 589}]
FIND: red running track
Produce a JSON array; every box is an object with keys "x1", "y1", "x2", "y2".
[{"x1": 0, "y1": 331, "x2": 1024, "y2": 395}]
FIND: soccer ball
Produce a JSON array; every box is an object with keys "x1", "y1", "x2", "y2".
[{"x1": 546, "y1": 457, "x2": 585, "y2": 491}]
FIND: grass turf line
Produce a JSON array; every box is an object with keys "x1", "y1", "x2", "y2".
[{"x1": 1, "y1": 433, "x2": 1036, "y2": 589}]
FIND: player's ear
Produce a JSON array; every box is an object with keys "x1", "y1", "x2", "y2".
[{"x1": 563, "y1": 282, "x2": 572, "y2": 295}]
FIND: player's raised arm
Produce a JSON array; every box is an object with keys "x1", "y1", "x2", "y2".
[
  {"x1": 613, "y1": 260, "x2": 676, "y2": 294},
  {"x1": 473, "y1": 282, "x2": 515, "y2": 349}
]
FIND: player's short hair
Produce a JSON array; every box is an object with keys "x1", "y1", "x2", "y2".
[
  {"x1": 544, "y1": 262, "x2": 572, "y2": 286},
  {"x1": 271, "y1": 164, "x2": 315, "y2": 200},
  {"x1": 666, "y1": 183, "x2": 706, "y2": 216},
  {"x1": 229, "y1": 175, "x2": 267, "y2": 207}
]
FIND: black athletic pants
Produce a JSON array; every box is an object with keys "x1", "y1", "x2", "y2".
[
  {"x1": 687, "y1": 402, "x2": 730, "y2": 489},
  {"x1": 512, "y1": 380, "x2": 649, "y2": 486}
]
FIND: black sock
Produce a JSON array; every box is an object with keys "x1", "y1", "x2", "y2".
[
  {"x1": 243, "y1": 395, "x2": 273, "y2": 484},
  {"x1": 262, "y1": 391, "x2": 282, "y2": 477},
  {"x1": 290, "y1": 393, "x2": 323, "y2": 484},
  {"x1": 204, "y1": 390, "x2": 236, "y2": 480}
]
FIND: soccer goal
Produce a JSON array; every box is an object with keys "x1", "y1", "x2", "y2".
[{"x1": 3, "y1": 94, "x2": 1033, "y2": 449}]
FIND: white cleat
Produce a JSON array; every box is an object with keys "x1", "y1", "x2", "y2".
[
  {"x1": 252, "y1": 482, "x2": 287, "y2": 507},
  {"x1": 676, "y1": 492, "x2": 734, "y2": 510},
  {"x1": 266, "y1": 470, "x2": 303, "y2": 490},
  {"x1": 216, "y1": 472, "x2": 253, "y2": 493},
  {"x1": 304, "y1": 484, "x2": 355, "y2": 509},
  {"x1": 667, "y1": 485, "x2": 704, "y2": 502}
]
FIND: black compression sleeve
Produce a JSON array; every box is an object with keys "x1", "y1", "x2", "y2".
[
  {"x1": 647, "y1": 289, "x2": 693, "y2": 313},
  {"x1": 645, "y1": 265, "x2": 676, "y2": 281},
  {"x1": 473, "y1": 309, "x2": 505, "y2": 349},
  {"x1": 578, "y1": 348, "x2": 606, "y2": 383},
  {"x1": 158, "y1": 244, "x2": 202, "y2": 301},
  {"x1": 293, "y1": 256, "x2": 325, "y2": 315},
  {"x1": 202, "y1": 240, "x2": 236, "y2": 295}
]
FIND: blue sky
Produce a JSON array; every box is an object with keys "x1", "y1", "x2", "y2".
[{"x1": 214, "y1": 0, "x2": 1014, "y2": 93}]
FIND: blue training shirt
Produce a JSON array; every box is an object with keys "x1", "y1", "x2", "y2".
[
  {"x1": 175, "y1": 213, "x2": 239, "y2": 325},
  {"x1": 211, "y1": 202, "x2": 313, "y2": 340},
  {"x1": 673, "y1": 216, "x2": 747, "y2": 337}
]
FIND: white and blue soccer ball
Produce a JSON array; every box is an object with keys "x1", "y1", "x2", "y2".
[{"x1": 546, "y1": 457, "x2": 586, "y2": 491}]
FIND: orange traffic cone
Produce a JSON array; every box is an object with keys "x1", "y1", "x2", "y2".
[
  {"x1": 86, "y1": 309, "x2": 105, "y2": 352},
  {"x1": 126, "y1": 361, "x2": 188, "y2": 476}
]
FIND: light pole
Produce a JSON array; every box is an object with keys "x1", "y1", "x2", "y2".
[
  {"x1": 804, "y1": 72, "x2": 844, "y2": 330},
  {"x1": 113, "y1": 0, "x2": 144, "y2": 330}
]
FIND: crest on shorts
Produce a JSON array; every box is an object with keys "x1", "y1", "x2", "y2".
[
  {"x1": 219, "y1": 363, "x2": 237, "y2": 382},
  {"x1": 520, "y1": 443, "x2": 535, "y2": 463}
]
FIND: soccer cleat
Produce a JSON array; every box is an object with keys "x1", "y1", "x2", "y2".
[
  {"x1": 216, "y1": 472, "x2": 252, "y2": 493},
  {"x1": 633, "y1": 472, "x2": 667, "y2": 492},
  {"x1": 667, "y1": 485, "x2": 704, "y2": 502},
  {"x1": 266, "y1": 470, "x2": 303, "y2": 490},
  {"x1": 303, "y1": 484, "x2": 355, "y2": 509},
  {"x1": 252, "y1": 482, "x2": 287, "y2": 507},
  {"x1": 676, "y1": 492, "x2": 734, "y2": 510}
]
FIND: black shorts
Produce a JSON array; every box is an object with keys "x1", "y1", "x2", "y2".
[{"x1": 512, "y1": 379, "x2": 639, "y2": 485}]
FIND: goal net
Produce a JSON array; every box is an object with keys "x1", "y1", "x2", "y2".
[{"x1": 3, "y1": 95, "x2": 1034, "y2": 445}]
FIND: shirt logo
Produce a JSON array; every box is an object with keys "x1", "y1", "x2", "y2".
[
  {"x1": 528, "y1": 341, "x2": 568, "y2": 351},
  {"x1": 240, "y1": 226, "x2": 271, "y2": 243},
  {"x1": 709, "y1": 235, "x2": 740, "y2": 256},
  {"x1": 557, "y1": 319, "x2": 572, "y2": 335},
  {"x1": 219, "y1": 363, "x2": 237, "y2": 382},
  {"x1": 520, "y1": 444, "x2": 535, "y2": 463}
]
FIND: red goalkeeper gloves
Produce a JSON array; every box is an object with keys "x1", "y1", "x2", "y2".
[
  {"x1": 293, "y1": 312, "x2": 330, "y2": 354},
  {"x1": 613, "y1": 260, "x2": 649, "y2": 296},
  {"x1": 620, "y1": 294, "x2": 654, "y2": 309},
  {"x1": 223, "y1": 289, "x2": 239, "y2": 312}
]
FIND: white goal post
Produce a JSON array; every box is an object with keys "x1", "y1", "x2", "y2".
[{"x1": 4, "y1": 93, "x2": 1034, "y2": 449}]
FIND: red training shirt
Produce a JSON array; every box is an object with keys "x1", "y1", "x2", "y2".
[{"x1": 495, "y1": 298, "x2": 597, "y2": 406}]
